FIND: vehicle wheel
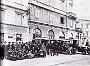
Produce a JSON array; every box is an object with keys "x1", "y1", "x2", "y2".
[
  {"x1": 66, "y1": 49, "x2": 70, "y2": 55},
  {"x1": 71, "y1": 48, "x2": 76, "y2": 54},
  {"x1": 82, "y1": 50, "x2": 87, "y2": 55}
]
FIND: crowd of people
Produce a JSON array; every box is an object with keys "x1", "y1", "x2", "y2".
[
  {"x1": 3, "y1": 42, "x2": 47, "y2": 61},
  {"x1": 0, "y1": 44, "x2": 4, "y2": 60},
  {"x1": 0, "y1": 39, "x2": 90, "y2": 61},
  {"x1": 0, "y1": 41, "x2": 63, "y2": 61}
]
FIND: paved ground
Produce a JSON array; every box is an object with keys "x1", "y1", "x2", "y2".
[{"x1": 1, "y1": 54, "x2": 90, "y2": 66}]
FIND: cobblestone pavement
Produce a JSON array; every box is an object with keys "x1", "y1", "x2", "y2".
[{"x1": 2, "y1": 54, "x2": 90, "y2": 66}]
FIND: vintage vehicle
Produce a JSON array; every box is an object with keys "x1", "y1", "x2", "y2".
[
  {"x1": 77, "y1": 44, "x2": 90, "y2": 55},
  {"x1": 80, "y1": 45, "x2": 90, "y2": 55},
  {"x1": 45, "y1": 38, "x2": 77, "y2": 55},
  {"x1": 81, "y1": 40, "x2": 90, "y2": 55},
  {"x1": 68, "y1": 39, "x2": 79, "y2": 54},
  {"x1": 66, "y1": 39, "x2": 90, "y2": 55},
  {"x1": 57, "y1": 39, "x2": 78, "y2": 55},
  {"x1": 32, "y1": 38, "x2": 90, "y2": 56}
]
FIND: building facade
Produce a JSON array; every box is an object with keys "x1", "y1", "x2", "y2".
[
  {"x1": 75, "y1": 19, "x2": 90, "y2": 45},
  {"x1": 0, "y1": 0, "x2": 78, "y2": 44},
  {"x1": 0, "y1": 0, "x2": 29, "y2": 44},
  {"x1": 28, "y1": 0, "x2": 77, "y2": 41}
]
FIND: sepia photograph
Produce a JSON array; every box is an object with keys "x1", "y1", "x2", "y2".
[{"x1": 0, "y1": 0, "x2": 90, "y2": 66}]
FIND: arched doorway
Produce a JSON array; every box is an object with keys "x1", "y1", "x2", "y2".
[
  {"x1": 33, "y1": 28, "x2": 42, "y2": 39},
  {"x1": 48, "y1": 30, "x2": 55, "y2": 39}
]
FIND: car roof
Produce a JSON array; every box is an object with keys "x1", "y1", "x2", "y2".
[{"x1": 32, "y1": 37, "x2": 48, "y2": 40}]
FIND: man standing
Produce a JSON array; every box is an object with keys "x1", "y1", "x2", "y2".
[
  {"x1": 40, "y1": 43, "x2": 46, "y2": 57},
  {"x1": 0, "y1": 44, "x2": 4, "y2": 60}
]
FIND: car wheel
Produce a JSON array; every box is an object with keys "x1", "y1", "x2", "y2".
[{"x1": 82, "y1": 50, "x2": 87, "y2": 55}]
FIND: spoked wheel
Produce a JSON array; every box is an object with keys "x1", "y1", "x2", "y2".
[
  {"x1": 66, "y1": 49, "x2": 70, "y2": 55},
  {"x1": 71, "y1": 48, "x2": 76, "y2": 54},
  {"x1": 82, "y1": 50, "x2": 87, "y2": 55}
]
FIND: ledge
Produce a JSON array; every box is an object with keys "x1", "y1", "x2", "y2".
[
  {"x1": 28, "y1": 20, "x2": 68, "y2": 30},
  {"x1": 0, "y1": 22, "x2": 28, "y2": 28}
]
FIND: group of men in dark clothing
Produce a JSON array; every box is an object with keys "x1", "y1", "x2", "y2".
[
  {"x1": 0, "y1": 40, "x2": 61, "y2": 60},
  {"x1": 1, "y1": 39, "x2": 90, "y2": 61},
  {"x1": 46, "y1": 41, "x2": 62, "y2": 56},
  {"x1": 0, "y1": 44, "x2": 4, "y2": 60},
  {"x1": 0, "y1": 41, "x2": 47, "y2": 60}
]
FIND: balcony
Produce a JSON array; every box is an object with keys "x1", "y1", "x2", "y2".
[
  {"x1": 67, "y1": 12, "x2": 77, "y2": 20},
  {"x1": 29, "y1": 0, "x2": 66, "y2": 15}
]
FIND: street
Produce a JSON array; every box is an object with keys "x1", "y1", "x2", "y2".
[{"x1": 2, "y1": 54, "x2": 90, "y2": 66}]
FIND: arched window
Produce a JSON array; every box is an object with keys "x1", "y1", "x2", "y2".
[
  {"x1": 33, "y1": 28, "x2": 42, "y2": 39},
  {"x1": 48, "y1": 30, "x2": 54, "y2": 39}
]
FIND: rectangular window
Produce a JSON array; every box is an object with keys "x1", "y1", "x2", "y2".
[
  {"x1": 0, "y1": 9, "x2": 5, "y2": 23},
  {"x1": 44, "y1": 10, "x2": 49, "y2": 23},
  {"x1": 50, "y1": 13, "x2": 53, "y2": 23},
  {"x1": 61, "y1": 17, "x2": 64, "y2": 24},
  {"x1": 29, "y1": 4, "x2": 35, "y2": 20},
  {"x1": 35, "y1": 7, "x2": 39, "y2": 20},
  {"x1": 16, "y1": 33, "x2": 22, "y2": 41}
]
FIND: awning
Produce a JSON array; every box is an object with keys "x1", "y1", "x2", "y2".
[
  {"x1": 59, "y1": 31, "x2": 65, "y2": 38},
  {"x1": 66, "y1": 31, "x2": 77, "y2": 39}
]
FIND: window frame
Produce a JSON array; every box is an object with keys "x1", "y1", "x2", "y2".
[
  {"x1": 60, "y1": 17, "x2": 64, "y2": 24},
  {"x1": 16, "y1": 33, "x2": 22, "y2": 41},
  {"x1": 35, "y1": 7, "x2": 40, "y2": 20},
  {"x1": 0, "y1": 9, "x2": 5, "y2": 23}
]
